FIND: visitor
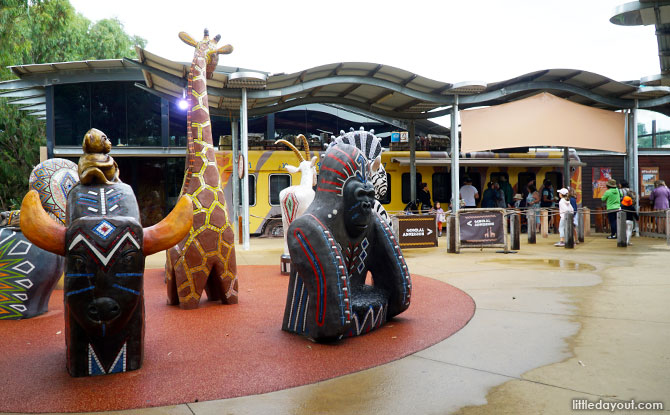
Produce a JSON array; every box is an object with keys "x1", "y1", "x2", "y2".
[
  {"x1": 621, "y1": 195, "x2": 639, "y2": 245},
  {"x1": 513, "y1": 193, "x2": 523, "y2": 209},
  {"x1": 459, "y1": 178, "x2": 479, "y2": 208},
  {"x1": 540, "y1": 179, "x2": 555, "y2": 208},
  {"x1": 417, "y1": 182, "x2": 432, "y2": 212},
  {"x1": 601, "y1": 178, "x2": 621, "y2": 239},
  {"x1": 526, "y1": 184, "x2": 541, "y2": 232},
  {"x1": 432, "y1": 202, "x2": 446, "y2": 237},
  {"x1": 650, "y1": 180, "x2": 670, "y2": 210},
  {"x1": 494, "y1": 182, "x2": 506, "y2": 208},
  {"x1": 481, "y1": 182, "x2": 497, "y2": 208},
  {"x1": 555, "y1": 188, "x2": 573, "y2": 247},
  {"x1": 499, "y1": 175, "x2": 514, "y2": 207},
  {"x1": 569, "y1": 187, "x2": 579, "y2": 244}
]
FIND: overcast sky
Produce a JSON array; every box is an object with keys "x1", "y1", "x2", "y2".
[
  {"x1": 68, "y1": 0, "x2": 666, "y2": 127},
  {"x1": 69, "y1": 0, "x2": 659, "y2": 82}
]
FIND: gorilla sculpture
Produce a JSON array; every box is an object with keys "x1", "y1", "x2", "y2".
[
  {"x1": 20, "y1": 128, "x2": 193, "y2": 376},
  {"x1": 282, "y1": 143, "x2": 411, "y2": 342}
]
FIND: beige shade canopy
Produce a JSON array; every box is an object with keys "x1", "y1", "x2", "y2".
[{"x1": 460, "y1": 92, "x2": 626, "y2": 154}]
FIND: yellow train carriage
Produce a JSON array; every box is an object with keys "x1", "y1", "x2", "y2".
[
  {"x1": 217, "y1": 149, "x2": 322, "y2": 236},
  {"x1": 215, "y1": 148, "x2": 582, "y2": 236}
]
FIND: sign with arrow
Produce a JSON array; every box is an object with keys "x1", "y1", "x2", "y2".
[
  {"x1": 459, "y1": 211, "x2": 504, "y2": 245},
  {"x1": 396, "y1": 214, "x2": 438, "y2": 248}
]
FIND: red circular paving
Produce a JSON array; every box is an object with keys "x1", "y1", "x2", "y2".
[{"x1": 0, "y1": 265, "x2": 475, "y2": 413}]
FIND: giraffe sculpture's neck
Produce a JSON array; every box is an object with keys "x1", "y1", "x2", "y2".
[{"x1": 182, "y1": 54, "x2": 220, "y2": 194}]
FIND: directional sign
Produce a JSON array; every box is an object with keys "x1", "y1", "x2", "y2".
[
  {"x1": 397, "y1": 214, "x2": 438, "y2": 248},
  {"x1": 459, "y1": 211, "x2": 504, "y2": 245}
]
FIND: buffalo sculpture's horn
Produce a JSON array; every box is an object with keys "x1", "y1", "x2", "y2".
[
  {"x1": 20, "y1": 190, "x2": 66, "y2": 256},
  {"x1": 275, "y1": 139, "x2": 305, "y2": 162},
  {"x1": 142, "y1": 195, "x2": 193, "y2": 256}
]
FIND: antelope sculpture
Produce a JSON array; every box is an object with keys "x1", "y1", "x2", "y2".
[{"x1": 275, "y1": 134, "x2": 317, "y2": 274}]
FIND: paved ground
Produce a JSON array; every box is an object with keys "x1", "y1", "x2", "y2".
[{"x1": 10, "y1": 233, "x2": 670, "y2": 415}]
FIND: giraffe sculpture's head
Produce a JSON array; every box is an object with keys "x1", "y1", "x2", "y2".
[{"x1": 179, "y1": 29, "x2": 233, "y2": 78}]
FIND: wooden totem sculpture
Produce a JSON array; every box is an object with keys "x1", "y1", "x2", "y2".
[
  {"x1": 20, "y1": 128, "x2": 193, "y2": 376},
  {"x1": 166, "y1": 29, "x2": 238, "y2": 309}
]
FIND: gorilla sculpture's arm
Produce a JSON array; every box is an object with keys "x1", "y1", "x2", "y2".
[
  {"x1": 287, "y1": 214, "x2": 352, "y2": 340},
  {"x1": 367, "y1": 215, "x2": 412, "y2": 318}
]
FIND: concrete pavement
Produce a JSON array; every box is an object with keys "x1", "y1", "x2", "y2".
[{"x1": 11, "y1": 233, "x2": 670, "y2": 415}]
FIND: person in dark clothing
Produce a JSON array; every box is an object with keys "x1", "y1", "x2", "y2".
[
  {"x1": 481, "y1": 182, "x2": 497, "y2": 208},
  {"x1": 417, "y1": 182, "x2": 432, "y2": 212}
]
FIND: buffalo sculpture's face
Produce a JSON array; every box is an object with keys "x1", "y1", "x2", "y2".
[{"x1": 65, "y1": 216, "x2": 145, "y2": 338}]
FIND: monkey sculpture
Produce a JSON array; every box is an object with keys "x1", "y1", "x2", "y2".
[{"x1": 282, "y1": 143, "x2": 411, "y2": 342}]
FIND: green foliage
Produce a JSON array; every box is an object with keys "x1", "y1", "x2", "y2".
[{"x1": 0, "y1": 0, "x2": 145, "y2": 211}]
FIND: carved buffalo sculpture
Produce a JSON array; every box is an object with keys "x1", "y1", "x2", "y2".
[
  {"x1": 282, "y1": 143, "x2": 412, "y2": 342},
  {"x1": 20, "y1": 128, "x2": 193, "y2": 377}
]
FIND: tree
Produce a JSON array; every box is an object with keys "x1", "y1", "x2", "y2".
[{"x1": 0, "y1": 0, "x2": 146, "y2": 210}]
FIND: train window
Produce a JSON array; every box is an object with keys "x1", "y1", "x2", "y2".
[
  {"x1": 517, "y1": 172, "x2": 535, "y2": 193},
  {"x1": 238, "y1": 174, "x2": 257, "y2": 207},
  {"x1": 269, "y1": 174, "x2": 291, "y2": 206},
  {"x1": 402, "y1": 173, "x2": 422, "y2": 204},
  {"x1": 544, "y1": 172, "x2": 563, "y2": 190},
  {"x1": 379, "y1": 173, "x2": 391, "y2": 205},
  {"x1": 432, "y1": 173, "x2": 451, "y2": 203}
]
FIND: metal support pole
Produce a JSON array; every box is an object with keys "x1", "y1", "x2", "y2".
[
  {"x1": 409, "y1": 120, "x2": 416, "y2": 203},
  {"x1": 510, "y1": 212, "x2": 520, "y2": 250},
  {"x1": 447, "y1": 214, "x2": 456, "y2": 253},
  {"x1": 631, "y1": 101, "x2": 639, "y2": 215},
  {"x1": 240, "y1": 88, "x2": 250, "y2": 250},
  {"x1": 563, "y1": 147, "x2": 570, "y2": 188},
  {"x1": 451, "y1": 95, "x2": 460, "y2": 213},
  {"x1": 231, "y1": 119, "x2": 240, "y2": 233},
  {"x1": 527, "y1": 210, "x2": 536, "y2": 244}
]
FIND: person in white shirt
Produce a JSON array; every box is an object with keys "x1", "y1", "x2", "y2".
[
  {"x1": 459, "y1": 178, "x2": 479, "y2": 208},
  {"x1": 555, "y1": 188, "x2": 574, "y2": 247}
]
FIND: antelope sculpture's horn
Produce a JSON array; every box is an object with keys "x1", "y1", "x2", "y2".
[
  {"x1": 143, "y1": 195, "x2": 193, "y2": 256},
  {"x1": 275, "y1": 139, "x2": 305, "y2": 162},
  {"x1": 299, "y1": 134, "x2": 311, "y2": 160},
  {"x1": 20, "y1": 190, "x2": 66, "y2": 256}
]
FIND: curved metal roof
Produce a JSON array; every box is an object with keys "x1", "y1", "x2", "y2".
[{"x1": 127, "y1": 48, "x2": 670, "y2": 119}]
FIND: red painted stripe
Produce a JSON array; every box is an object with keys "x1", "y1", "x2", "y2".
[
  {"x1": 319, "y1": 188, "x2": 341, "y2": 193},
  {"x1": 329, "y1": 155, "x2": 353, "y2": 175},
  {"x1": 322, "y1": 166, "x2": 346, "y2": 179},
  {"x1": 293, "y1": 228, "x2": 327, "y2": 326},
  {"x1": 321, "y1": 180, "x2": 341, "y2": 187}
]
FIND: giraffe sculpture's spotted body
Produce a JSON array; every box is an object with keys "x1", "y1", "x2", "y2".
[{"x1": 166, "y1": 29, "x2": 238, "y2": 309}]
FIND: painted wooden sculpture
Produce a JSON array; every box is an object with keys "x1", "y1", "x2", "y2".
[
  {"x1": 275, "y1": 134, "x2": 317, "y2": 274},
  {"x1": 20, "y1": 128, "x2": 193, "y2": 376},
  {"x1": 334, "y1": 127, "x2": 390, "y2": 225},
  {"x1": 0, "y1": 158, "x2": 78, "y2": 319},
  {"x1": 282, "y1": 143, "x2": 412, "y2": 342},
  {"x1": 165, "y1": 29, "x2": 238, "y2": 309}
]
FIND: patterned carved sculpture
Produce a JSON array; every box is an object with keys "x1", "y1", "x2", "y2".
[
  {"x1": 20, "y1": 128, "x2": 193, "y2": 376},
  {"x1": 0, "y1": 159, "x2": 78, "y2": 319},
  {"x1": 165, "y1": 29, "x2": 238, "y2": 309},
  {"x1": 276, "y1": 134, "x2": 317, "y2": 274},
  {"x1": 282, "y1": 143, "x2": 412, "y2": 342},
  {"x1": 334, "y1": 128, "x2": 390, "y2": 225}
]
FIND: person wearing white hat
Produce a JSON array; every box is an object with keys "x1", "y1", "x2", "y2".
[{"x1": 555, "y1": 188, "x2": 573, "y2": 247}]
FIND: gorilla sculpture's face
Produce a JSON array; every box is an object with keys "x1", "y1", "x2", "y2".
[{"x1": 343, "y1": 178, "x2": 375, "y2": 238}]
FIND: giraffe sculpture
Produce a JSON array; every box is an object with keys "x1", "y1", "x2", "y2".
[{"x1": 166, "y1": 29, "x2": 238, "y2": 309}]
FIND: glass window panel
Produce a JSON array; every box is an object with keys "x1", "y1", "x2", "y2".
[
  {"x1": 127, "y1": 83, "x2": 161, "y2": 146},
  {"x1": 90, "y1": 82, "x2": 126, "y2": 145},
  {"x1": 169, "y1": 101, "x2": 187, "y2": 147},
  {"x1": 238, "y1": 174, "x2": 256, "y2": 207},
  {"x1": 54, "y1": 83, "x2": 90, "y2": 146}
]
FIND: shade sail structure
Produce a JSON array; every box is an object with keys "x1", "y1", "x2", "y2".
[{"x1": 460, "y1": 92, "x2": 626, "y2": 153}]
